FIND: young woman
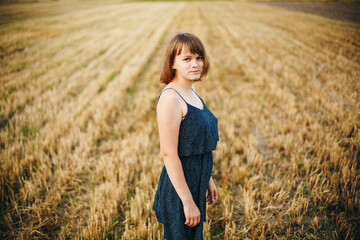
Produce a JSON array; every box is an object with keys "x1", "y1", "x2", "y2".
[{"x1": 152, "y1": 32, "x2": 219, "y2": 240}]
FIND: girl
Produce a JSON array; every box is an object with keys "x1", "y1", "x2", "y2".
[{"x1": 152, "y1": 32, "x2": 219, "y2": 240}]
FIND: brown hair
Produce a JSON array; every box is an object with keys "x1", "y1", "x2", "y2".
[{"x1": 160, "y1": 32, "x2": 210, "y2": 84}]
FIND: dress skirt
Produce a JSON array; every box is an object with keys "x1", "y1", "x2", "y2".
[{"x1": 152, "y1": 152, "x2": 214, "y2": 240}]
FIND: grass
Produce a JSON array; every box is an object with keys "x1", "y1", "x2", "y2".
[{"x1": 0, "y1": 0, "x2": 359, "y2": 239}]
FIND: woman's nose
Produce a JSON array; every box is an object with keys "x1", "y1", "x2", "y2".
[{"x1": 192, "y1": 59, "x2": 199, "y2": 67}]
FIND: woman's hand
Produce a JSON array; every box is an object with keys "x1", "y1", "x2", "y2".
[
  {"x1": 183, "y1": 199, "x2": 201, "y2": 227},
  {"x1": 206, "y1": 176, "x2": 218, "y2": 205}
]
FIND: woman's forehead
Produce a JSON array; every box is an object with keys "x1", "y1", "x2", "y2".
[{"x1": 177, "y1": 45, "x2": 200, "y2": 56}]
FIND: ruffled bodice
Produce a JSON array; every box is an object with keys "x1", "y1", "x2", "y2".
[{"x1": 177, "y1": 97, "x2": 219, "y2": 157}]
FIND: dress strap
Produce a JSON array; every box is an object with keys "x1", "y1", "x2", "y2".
[
  {"x1": 191, "y1": 88, "x2": 202, "y2": 101},
  {"x1": 191, "y1": 88, "x2": 202, "y2": 100},
  {"x1": 158, "y1": 88, "x2": 188, "y2": 104}
]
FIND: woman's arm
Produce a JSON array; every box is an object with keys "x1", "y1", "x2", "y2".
[{"x1": 157, "y1": 90, "x2": 201, "y2": 227}]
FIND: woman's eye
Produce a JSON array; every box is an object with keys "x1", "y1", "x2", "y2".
[
  {"x1": 184, "y1": 58, "x2": 190, "y2": 61},
  {"x1": 197, "y1": 57, "x2": 203, "y2": 60}
]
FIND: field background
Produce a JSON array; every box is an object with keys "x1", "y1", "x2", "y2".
[{"x1": 1, "y1": 0, "x2": 359, "y2": 239}]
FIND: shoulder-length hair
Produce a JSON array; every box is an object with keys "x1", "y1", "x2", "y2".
[{"x1": 160, "y1": 32, "x2": 210, "y2": 84}]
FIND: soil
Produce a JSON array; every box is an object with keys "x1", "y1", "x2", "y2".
[{"x1": 255, "y1": 2, "x2": 360, "y2": 24}]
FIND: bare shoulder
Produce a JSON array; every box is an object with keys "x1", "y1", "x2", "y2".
[{"x1": 157, "y1": 89, "x2": 182, "y2": 119}]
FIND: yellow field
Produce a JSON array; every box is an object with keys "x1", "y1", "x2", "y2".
[{"x1": 1, "y1": 1, "x2": 359, "y2": 239}]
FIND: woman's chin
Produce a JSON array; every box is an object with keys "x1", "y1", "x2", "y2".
[{"x1": 189, "y1": 75, "x2": 201, "y2": 80}]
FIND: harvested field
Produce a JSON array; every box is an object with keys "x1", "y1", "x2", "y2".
[
  {"x1": 0, "y1": 1, "x2": 359, "y2": 239},
  {"x1": 255, "y1": 2, "x2": 360, "y2": 24}
]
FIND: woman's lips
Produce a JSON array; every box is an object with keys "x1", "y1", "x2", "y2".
[{"x1": 190, "y1": 70, "x2": 200, "y2": 73}]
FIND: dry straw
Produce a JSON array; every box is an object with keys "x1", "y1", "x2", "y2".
[{"x1": 0, "y1": 1, "x2": 359, "y2": 239}]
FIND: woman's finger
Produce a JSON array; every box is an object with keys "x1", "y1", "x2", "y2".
[
  {"x1": 190, "y1": 217, "x2": 194, "y2": 227},
  {"x1": 209, "y1": 191, "x2": 213, "y2": 204},
  {"x1": 194, "y1": 215, "x2": 200, "y2": 226},
  {"x1": 210, "y1": 191, "x2": 215, "y2": 205},
  {"x1": 191, "y1": 217, "x2": 196, "y2": 227},
  {"x1": 193, "y1": 217, "x2": 198, "y2": 227}
]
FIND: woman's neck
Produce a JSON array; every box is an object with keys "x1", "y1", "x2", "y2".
[{"x1": 169, "y1": 77, "x2": 193, "y2": 92}]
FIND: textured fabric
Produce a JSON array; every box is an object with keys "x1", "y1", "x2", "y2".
[
  {"x1": 152, "y1": 88, "x2": 219, "y2": 240},
  {"x1": 163, "y1": 217, "x2": 204, "y2": 240}
]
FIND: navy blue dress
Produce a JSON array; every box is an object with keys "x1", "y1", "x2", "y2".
[{"x1": 152, "y1": 88, "x2": 219, "y2": 240}]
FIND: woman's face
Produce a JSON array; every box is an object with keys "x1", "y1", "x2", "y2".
[{"x1": 172, "y1": 45, "x2": 204, "y2": 82}]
